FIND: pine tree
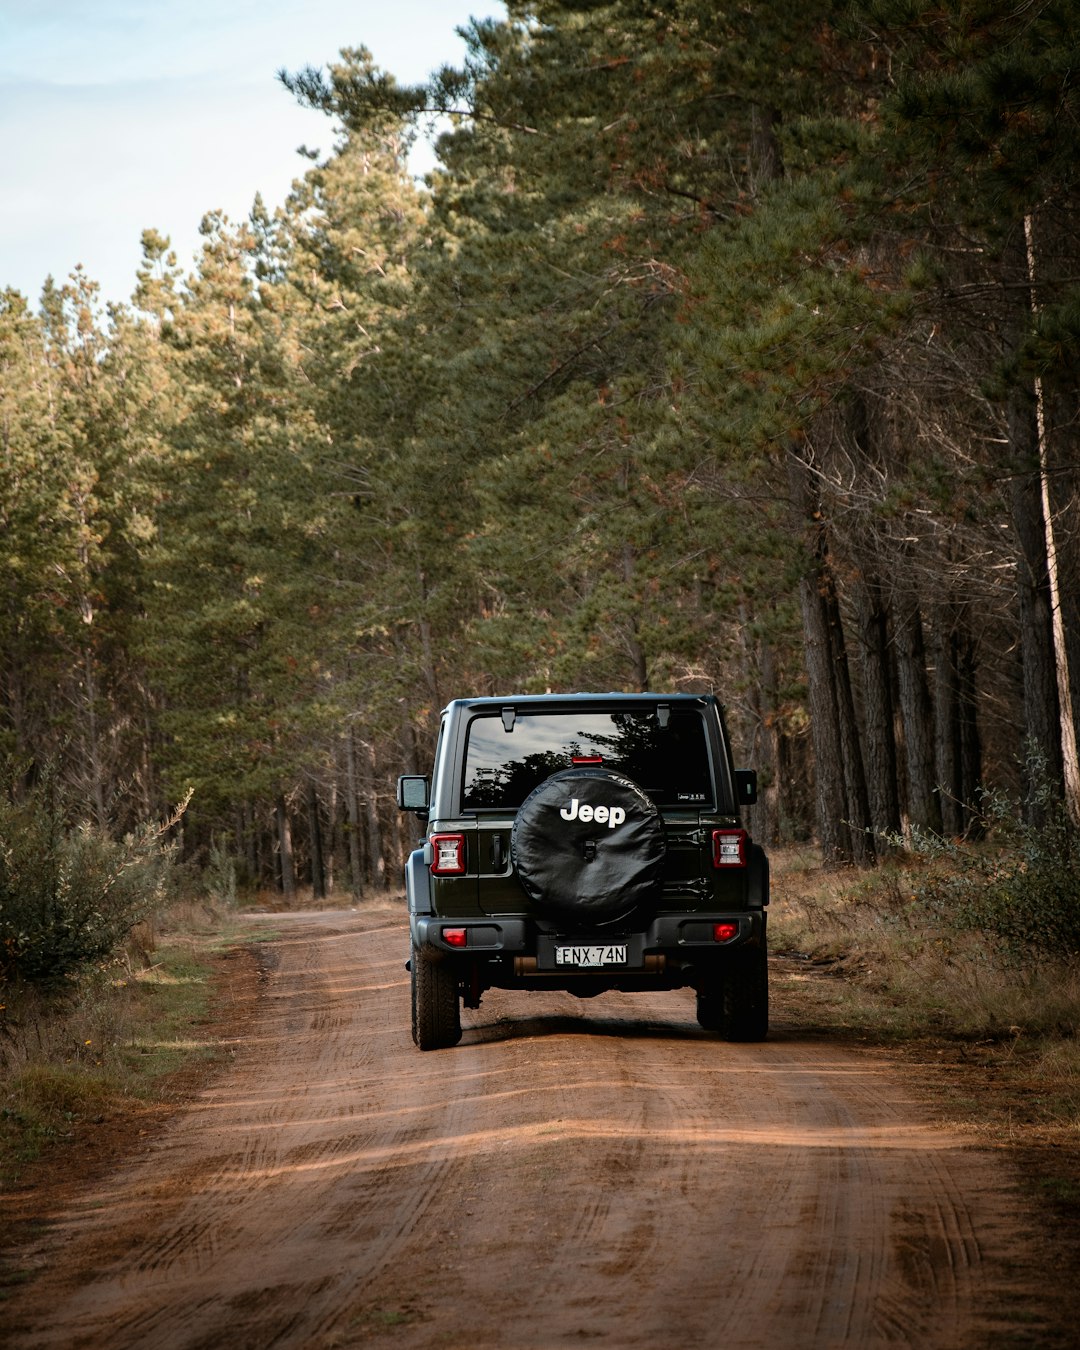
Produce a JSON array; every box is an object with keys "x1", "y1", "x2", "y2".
[
  {"x1": 140, "y1": 210, "x2": 329, "y2": 876},
  {"x1": 855, "y1": 0, "x2": 1080, "y2": 819},
  {"x1": 1, "y1": 271, "x2": 166, "y2": 824}
]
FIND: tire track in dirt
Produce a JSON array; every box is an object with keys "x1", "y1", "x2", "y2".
[
  {"x1": 6, "y1": 905, "x2": 1049, "y2": 1349},
  {"x1": 415, "y1": 1006, "x2": 975, "y2": 1348}
]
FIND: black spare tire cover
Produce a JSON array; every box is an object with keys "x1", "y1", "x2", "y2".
[{"x1": 511, "y1": 768, "x2": 666, "y2": 925}]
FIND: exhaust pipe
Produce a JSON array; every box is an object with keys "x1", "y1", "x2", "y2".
[{"x1": 513, "y1": 954, "x2": 665, "y2": 976}]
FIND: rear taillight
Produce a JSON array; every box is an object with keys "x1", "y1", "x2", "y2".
[
  {"x1": 442, "y1": 927, "x2": 468, "y2": 948},
  {"x1": 713, "y1": 922, "x2": 739, "y2": 942},
  {"x1": 711, "y1": 829, "x2": 747, "y2": 868},
  {"x1": 431, "y1": 833, "x2": 466, "y2": 876}
]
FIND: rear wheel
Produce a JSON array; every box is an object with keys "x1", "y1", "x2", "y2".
[
  {"x1": 720, "y1": 940, "x2": 768, "y2": 1042},
  {"x1": 411, "y1": 945, "x2": 462, "y2": 1050},
  {"x1": 695, "y1": 969, "x2": 726, "y2": 1031}
]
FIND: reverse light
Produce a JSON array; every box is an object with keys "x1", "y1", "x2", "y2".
[
  {"x1": 712, "y1": 829, "x2": 748, "y2": 868},
  {"x1": 431, "y1": 833, "x2": 466, "y2": 876},
  {"x1": 713, "y1": 922, "x2": 739, "y2": 943},
  {"x1": 442, "y1": 927, "x2": 468, "y2": 948}
]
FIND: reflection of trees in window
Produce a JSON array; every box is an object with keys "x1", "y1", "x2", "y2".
[
  {"x1": 585, "y1": 713, "x2": 663, "y2": 781},
  {"x1": 465, "y1": 750, "x2": 569, "y2": 807},
  {"x1": 586, "y1": 713, "x2": 709, "y2": 798}
]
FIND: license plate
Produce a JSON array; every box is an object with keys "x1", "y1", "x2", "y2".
[{"x1": 554, "y1": 944, "x2": 627, "y2": 968}]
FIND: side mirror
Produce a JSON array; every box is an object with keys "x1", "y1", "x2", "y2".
[
  {"x1": 734, "y1": 769, "x2": 758, "y2": 808},
  {"x1": 397, "y1": 775, "x2": 430, "y2": 813}
]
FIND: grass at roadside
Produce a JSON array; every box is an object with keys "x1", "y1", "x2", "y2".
[
  {"x1": 1, "y1": 946, "x2": 212, "y2": 1191},
  {"x1": 0, "y1": 911, "x2": 276, "y2": 1194}
]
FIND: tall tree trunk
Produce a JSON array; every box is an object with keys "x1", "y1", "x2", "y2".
[
  {"x1": 275, "y1": 794, "x2": 296, "y2": 900},
  {"x1": 798, "y1": 564, "x2": 847, "y2": 862},
  {"x1": 790, "y1": 448, "x2": 857, "y2": 863},
  {"x1": 401, "y1": 714, "x2": 423, "y2": 776},
  {"x1": 82, "y1": 649, "x2": 107, "y2": 828},
  {"x1": 255, "y1": 810, "x2": 271, "y2": 889},
  {"x1": 929, "y1": 607, "x2": 983, "y2": 838},
  {"x1": 343, "y1": 733, "x2": 364, "y2": 900},
  {"x1": 823, "y1": 566, "x2": 875, "y2": 865},
  {"x1": 242, "y1": 800, "x2": 259, "y2": 885},
  {"x1": 137, "y1": 690, "x2": 156, "y2": 823},
  {"x1": 759, "y1": 641, "x2": 785, "y2": 847},
  {"x1": 854, "y1": 575, "x2": 901, "y2": 841},
  {"x1": 1010, "y1": 447, "x2": 1062, "y2": 802},
  {"x1": 416, "y1": 569, "x2": 442, "y2": 711},
  {"x1": 1003, "y1": 226, "x2": 1063, "y2": 815},
  {"x1": 1009, "y1": 394, "x2": 1069, "y2": 804},
  {"x1": 956, "y1": 623, "x2": 983, "y2": 837},
  {"x1": 892, "y1": 592, "x2": 943, "y2": 837},
  {"x1": 749, "y1": 103, "x2": 784, "y2": 189},
  {"x1": 363, "y1": 740, "x2": 387, "y2": 890},
  {"x1": 1051, "y1": 415, "x2": 1080, "y2": 733},
  {"x1": 1025, "y1": 215, "x2": 1080, "y2": 823},
  {"x1": 1047, "y1": 394, "x2": 1080, "y2": 815},
  {"x1": 307, "y1": 783, "x2": 326, "y2": 900},
  {"x1": 233, "y1": 806, "x2": 245, "y2": 873},
  {"x1": 740, "y1": 608, "x2": 781, "y2": 848},
  {"x1": 324, "y1": 779, "x2": 337, "y2": 896},
  {"x1": 387, "y1": 795, "x2": 405, "y2": 888},
  {"x1": 783, "y1": 445, "x2": 869, "y2": 864},
  {"x1": 932, "y1": 612, "x2": 963, "y2": 837}
]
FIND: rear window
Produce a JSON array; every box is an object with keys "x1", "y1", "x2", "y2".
[{"x1": 461, "y1": 709, "x2": 713, "y2": 810}]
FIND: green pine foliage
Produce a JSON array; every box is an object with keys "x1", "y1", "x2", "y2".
[{"x1": 1, "y1": 0, "x2": 1078, "y2": 902}]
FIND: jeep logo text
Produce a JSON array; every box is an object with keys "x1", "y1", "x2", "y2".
[{"x1": 558, "y1": 799, "x2": 626, "y2": 828}]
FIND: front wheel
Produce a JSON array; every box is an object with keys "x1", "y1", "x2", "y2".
[{"x1": 411, "y1": 946, "x2": 462, "y2": 1050}]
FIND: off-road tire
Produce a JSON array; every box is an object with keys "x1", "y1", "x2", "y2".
[
  {"x1": 720, "y1": 940, "x2": 768, "y2": 1042},
  {"x1": 411, "y1": 946, "x2": 462, "y2": 1050},
  {"x1": 695, "y1": 969, "x2": 726, "y2": 1031}
]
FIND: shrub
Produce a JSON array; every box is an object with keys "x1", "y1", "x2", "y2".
[
  {"x1": 897, "y1": 756, "x2": 1080, "y2": 961},
  {"x1": 0, "y1": 775, "x2": 188, "y2": 993},
  {"x1": 205, "y1": 838, "x2": 238, "y2": 911}
]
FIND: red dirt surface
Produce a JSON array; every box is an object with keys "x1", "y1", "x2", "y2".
[{"x1": 1, "y1": 904, "x2": 1061, "y2": 1348}]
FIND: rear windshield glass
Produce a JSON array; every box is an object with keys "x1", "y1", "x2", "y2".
[{"x1": 461, "y1": 709, "x2": 713, "y2": 810}]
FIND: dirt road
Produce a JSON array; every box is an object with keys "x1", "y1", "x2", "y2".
[{"x1": 5, "y1": 904, "x2": 1052, "y2": 1348}]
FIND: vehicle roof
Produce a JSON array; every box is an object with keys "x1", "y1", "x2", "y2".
[{"x1": 443, "y1": 692, "x2": 717, "y2": 712}]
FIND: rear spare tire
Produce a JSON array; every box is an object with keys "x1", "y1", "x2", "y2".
[{"x1": 510, "y1": 767, "x2": 666, "y2": 926}]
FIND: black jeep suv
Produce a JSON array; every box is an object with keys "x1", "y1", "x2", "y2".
[{"x1": 397, "y1": 693, "x2": 768, "y2": 1049}]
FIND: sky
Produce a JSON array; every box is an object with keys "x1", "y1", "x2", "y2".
[{"x1": 0, "y1": 1, "x2": 504, "y2": 308}]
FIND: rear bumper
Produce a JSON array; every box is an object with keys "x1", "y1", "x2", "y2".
[{"x1": 410, "y1": 909, "x2": 765, "y2": 958}]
